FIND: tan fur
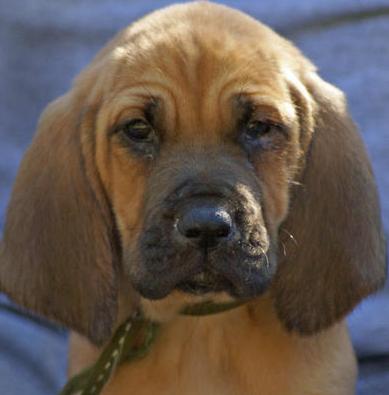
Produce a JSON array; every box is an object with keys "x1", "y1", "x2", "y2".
[
  {"x1": 0, "y1": 2, "x2": 386, "y2": 394},
  {"x1": 69, "y1": 297, "x2": 357, "y2": 395}
]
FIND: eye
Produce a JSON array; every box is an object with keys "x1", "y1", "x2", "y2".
[
  {"x1": 120, "y1": 119, "x2": 155, "y2": 143},
  {"x1": 239, "y1": 119, "x2": 287, "y2": 152},
  {"x1": 244, "y1": 120, "x2": 274, "y2": 140}
]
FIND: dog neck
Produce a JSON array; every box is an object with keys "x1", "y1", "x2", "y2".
[{"x1": 68, "y1": 295, "x2": 356, "y2": 395}]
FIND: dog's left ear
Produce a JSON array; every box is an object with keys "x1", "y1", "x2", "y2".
[
  {"x1": 272, "y1": 71, "x2": 387, "y2": 334},
  {"x1": 0, "y1": 92, "x2": 120, "y2": 345}
]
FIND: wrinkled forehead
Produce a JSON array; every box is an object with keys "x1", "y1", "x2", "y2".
[{"x1": 96, "y1": 21, "x2": 295, "y2": 140}]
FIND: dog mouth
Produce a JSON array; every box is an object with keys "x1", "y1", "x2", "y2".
[{"x1": 176, "y1": 270, "x2": 234, "y2": 295}]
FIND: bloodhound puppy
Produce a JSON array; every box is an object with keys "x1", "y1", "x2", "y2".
[{"x1": 0, "y1": 2, "x2": 386, "y2": 394}]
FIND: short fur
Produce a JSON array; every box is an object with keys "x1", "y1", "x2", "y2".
[{"x1": 0, "y1": 2, "x2": 386, "y2": 394}]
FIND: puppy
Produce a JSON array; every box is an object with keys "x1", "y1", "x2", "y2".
[{"x1": 0, "y1": 2, "x2": 386, "y2": 394}]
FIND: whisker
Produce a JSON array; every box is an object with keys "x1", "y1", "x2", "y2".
[
  {"x1": 281, "y1": 241, "x2": 287, "y2": 256},
  {"x1": 281, "y1": 228, "x2": 298, "y2": 246},
  {"x1": 259, "y1": 246, "x2": 270, "y2": 267},
  {"x1": 289, "y1": 180, "x2": 303, "y2": 187}
]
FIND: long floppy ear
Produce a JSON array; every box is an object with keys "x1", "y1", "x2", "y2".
[
  {"x1": 272, "y1": 72, "x2": 387, "y2": 334},
  {"x1": 0, "y1": 93, "x2": 119, "y2": 344}
]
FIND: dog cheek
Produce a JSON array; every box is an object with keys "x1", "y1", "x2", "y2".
[{"x1": 254, "y1": 159, "x2": 290, "y2": 232}]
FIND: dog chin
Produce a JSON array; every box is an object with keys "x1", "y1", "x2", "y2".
[{"x1": 140, "y1": 290, "x2": 235, "y2": 322}]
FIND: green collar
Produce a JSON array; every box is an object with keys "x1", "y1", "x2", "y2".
[{"x1": 59, "y1": 300, "x2": 243, "y2": 395}]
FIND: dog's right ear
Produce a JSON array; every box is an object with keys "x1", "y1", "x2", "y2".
[{"x1": 0, "y1": 91, "x2": 120, "y2": 345}]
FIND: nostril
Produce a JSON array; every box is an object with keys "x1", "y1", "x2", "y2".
[
  {"x1": 185, "y1": 227, "x2": 202, "y2": 239},
  {"x1": 184, "y1": 222, "x2": 229, "y2": 239},
  {"x1": 215, "y1": 223, "x2": 230, "y2": 238}
]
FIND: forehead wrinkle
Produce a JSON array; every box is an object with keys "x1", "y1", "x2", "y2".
[
  {"x1": 160, "y1": 33, "x2": 201, "y2": 93},
  {"x1": 155, "y1": 35, "x2": 214, "y2": 135},
  {"x1": 107, "y1": 83, "x2": 179, "y2": 133},
  {"x1": 193, "y1": 75, "x2": 240, "y2": 136},
  {"x1": 131, "y1": 30, "x2": 234, "y2": 136},
  {"x1": 117, "y1": 26, "x2": 200, "y2": 98},
  {"x1": 238, "y1": 88, "x2": 296, "y2": 124},
  {"x1": 110, "y1": 22, "x2": 288, "y2": 141},
  {"x1": 176, "y1": 41, "x2": 282, "y2": 138},
  {"x1": 99, "y1": 92, "x2": 149, "y2": 129}
]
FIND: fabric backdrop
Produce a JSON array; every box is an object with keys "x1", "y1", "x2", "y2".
[{"x1": 0, "y1": 1, "x2": 388, "y2": 394}]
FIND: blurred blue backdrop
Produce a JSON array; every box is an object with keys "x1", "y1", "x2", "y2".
[{"x1": 0, "y1": 1, "x2": 388, "y2": 394}]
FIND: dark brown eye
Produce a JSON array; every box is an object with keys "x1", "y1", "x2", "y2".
[
  {"x1": 121, "y1": 119, "x2": 155, "y2": 142},
  {"x1": 245, "y1": 120, "x2": 273, "y2": 140},
  {"x1": 239, "y1": 119, "x2": 287, "y2": 152}
]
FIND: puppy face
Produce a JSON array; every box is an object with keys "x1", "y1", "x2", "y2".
[
  {"x1": 1, "y1": 2, "x2": 385, "y2": 343},
  {"x1": 94, "y1": 11, "x2": 303, "y2": 307}
]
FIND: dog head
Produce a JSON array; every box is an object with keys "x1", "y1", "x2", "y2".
[{"x1": 0, "y1": 2, "x2": 386, "y2": 344}]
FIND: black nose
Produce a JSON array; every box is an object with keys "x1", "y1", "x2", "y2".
[{"x1": 176, "y1": 203, "x2": 232, "y2": 248}]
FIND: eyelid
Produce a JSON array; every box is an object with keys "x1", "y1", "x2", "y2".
[
  {"x1": 110, "y1": 118, "x2": 149, "y2": 135},
  {"x1": 128, "y1": 119, "x2": 150, "y2": 129},
  {"x1": 247, "y1": 119, "x2": 282, "y2": 128},
  {"x1": 242, "y1": 118, "x2": 290, "y2": 142}
]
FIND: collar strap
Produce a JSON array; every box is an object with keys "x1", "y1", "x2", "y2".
[{"x1": 59, "y1": 300, "x2": 244, "y2": 395}]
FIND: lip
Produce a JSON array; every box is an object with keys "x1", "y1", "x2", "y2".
[{"x1": 176, "y1": 271, "x2": 234, "y2": 295}]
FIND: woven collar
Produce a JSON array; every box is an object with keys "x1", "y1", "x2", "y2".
[{"x1": 59, "y1": 300, "x2": 244, "y2": 395}]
